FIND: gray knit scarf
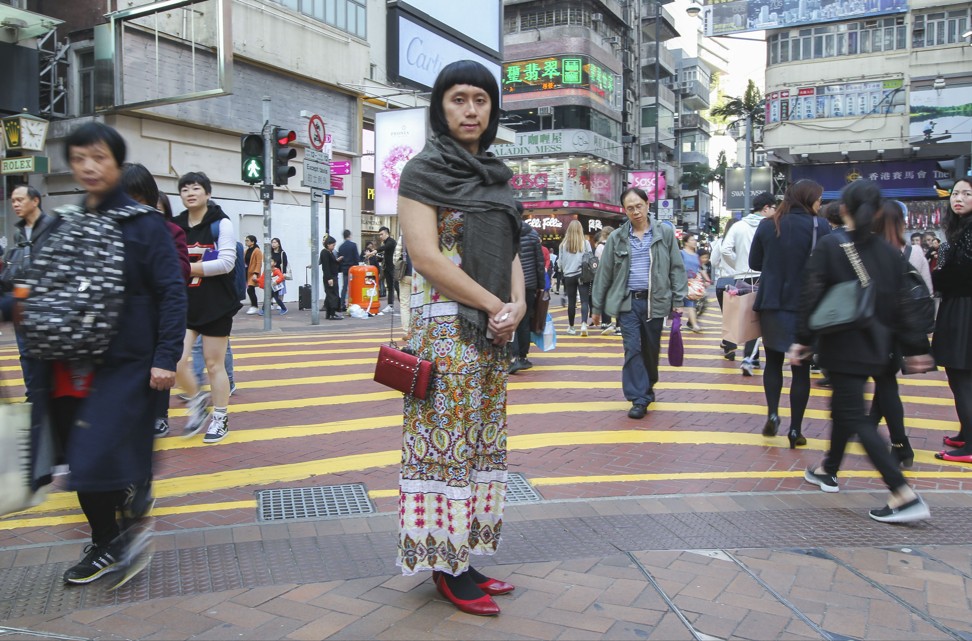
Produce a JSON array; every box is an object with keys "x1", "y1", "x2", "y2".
[{"x1": 398, "y1": 134, "x2": 520, "y2": 346}]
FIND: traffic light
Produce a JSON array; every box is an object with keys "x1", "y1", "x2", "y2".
[
  {"x1": 936, "y1": 155, "x2": 970, "y2": 194},
  {"x1": 272, "y1": 127, "x2": 297, "y2": 186},
  {"x1": 240, "y1": 133, "x2": 264, "y2": 184}
]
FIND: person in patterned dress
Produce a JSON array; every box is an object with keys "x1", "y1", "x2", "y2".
[{"x1": 395, "y1": 60, "x2": 525, "y2": 617}]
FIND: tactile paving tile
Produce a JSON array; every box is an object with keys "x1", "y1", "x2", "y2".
[{"x1": 256, "y1": 484, "x2": 374, "y2": 521}]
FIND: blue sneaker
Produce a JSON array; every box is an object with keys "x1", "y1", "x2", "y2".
[
  {"x1": 279, "y1": 308, "x2": 288, "y2": 315},
  {"x1": 257, "y1": 309, "x2": 265, "y2": 316}
]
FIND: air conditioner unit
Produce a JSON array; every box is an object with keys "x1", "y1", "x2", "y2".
[
  {"x1": 608, "y1": 36, "x2": 622, "y2": 45},
  {"x1": 591, "y1": 12, "x2": 603, "y2": 22},
  {"x1": 537, "y1": 106, "x2": 553, "y2": 116},
  {"x1": 624, "y1": 52, "x2": 636, "y2": 68},
  {"x1": 625, "y1": 100, "x2": 635, "y2": 114},
  {"x1": 625, "y1": 88, "x2": 635, "y2": 102}
]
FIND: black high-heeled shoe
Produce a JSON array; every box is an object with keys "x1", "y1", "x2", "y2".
[
  {"x1": 762, "y1": 414, "x2": 780, "y2": 437},
  {"x1": 890, "y1": 442, "x2": 914, "y2": 469},
  {"x1": 787, "y1": 428, "x2": 806, "y2": 449}
]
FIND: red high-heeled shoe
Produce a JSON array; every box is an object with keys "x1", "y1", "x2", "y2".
[
  {"x1": 943, "y1": 435, "x2": 966, "y2": 448},
  {"x1": 433, "y1": 572, "x2": 500, "y2": 616},
  {"x1": 432, "y1": 571, "x2": 515, "y2": 596}
]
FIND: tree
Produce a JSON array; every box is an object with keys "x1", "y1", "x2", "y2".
[
  {"x1": 680, "y1": 151, "x2": 728, "y2": 192},
  {"x1": 710, "y1": 80, "x2": 764, "y2": 166}
]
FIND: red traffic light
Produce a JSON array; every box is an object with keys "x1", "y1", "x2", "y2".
[{"x1": 276, "y1": 130, "x2": 296, "y2": 146}]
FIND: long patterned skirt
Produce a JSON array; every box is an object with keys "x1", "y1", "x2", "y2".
[{"x1": 397, "y1": 313, "x2": 508, "y2": 576}]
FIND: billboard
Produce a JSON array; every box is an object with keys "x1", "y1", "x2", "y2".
[
  {"x1": 374, "y1": 108, "x2": 427, "y2": 216},
  {"x1": 765, "y1": 79, "x2": 904, "y2": 124},
  {"x1": 388, "y1": 11, "x2": 502, "y2": 91},
  {"x1": 791, "y1": 160, "x2": 950, "y2": 200},
  {"x1": 910, "y1": 83, "x2": 972, "y2": 146},
  {"x1": 502, "y1": 55, "x2": 621, "y2": 107},
  {"x1": 704, "y1": 0, "x2": 908, "y2": 36},
  {"x1": 398, "y1": 0, "x2": 501, "y2": 54},
  {"x1": 627, "y1": 171, "x2": 667, "y2": 202},
  {"x1": 725, "y1": 167, "x2": 773, "y2": 210}
]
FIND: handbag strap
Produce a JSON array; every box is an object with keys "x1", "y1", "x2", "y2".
[
  {"x1": 811, "y1": 217, "x2": 819, "y2": 253},
  {"x1": 839, "y1": 238, "x2": 871, "y2": 287}
]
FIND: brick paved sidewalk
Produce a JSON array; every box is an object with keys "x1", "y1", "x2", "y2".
[{"x1": 2, "y1": 490, "x2": 972, "y2": 641}]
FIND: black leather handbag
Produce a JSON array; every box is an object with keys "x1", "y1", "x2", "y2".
[{"x1": 808, "y1": 236, "x2": 875, "y2": 335}]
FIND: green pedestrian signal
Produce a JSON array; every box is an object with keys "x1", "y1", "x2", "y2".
[{"x1": 240, "y1": 133, "x2": 265, "y2": 184}]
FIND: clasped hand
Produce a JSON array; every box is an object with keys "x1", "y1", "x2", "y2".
[{"x1": 487, "y1": 301, "x2": 524, "y2": 346}]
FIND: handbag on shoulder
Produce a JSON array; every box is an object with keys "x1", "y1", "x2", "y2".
[{"x1": 808, "y1": 235, "x2": 875, "y2": 334}]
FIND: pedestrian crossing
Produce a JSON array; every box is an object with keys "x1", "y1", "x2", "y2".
[{"x1": 0, "y1": 305, "x2": 968, "y2": 541}]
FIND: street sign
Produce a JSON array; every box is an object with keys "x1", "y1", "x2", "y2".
[
  {"x1": 330, "y1": 160, "x2": 351, "y2": 175},
  {"x1": 307, "y1": 114, "x2": 326, "y2": 151},
  {"x1": 303, "y1": 148, "x2": 331, "y2": 190},
  {"x1": 1, "y1": 156, "x2": 49, "y2": 175},
  {"x1": 657, "y1": 198, "x2": 674, "y2": 220},
  {"x1": 311, "y1": 188, "x2": 324, "y2": 203},
  {"x1": 331, "y1": 176, "x2": 344, "y2": 190}
]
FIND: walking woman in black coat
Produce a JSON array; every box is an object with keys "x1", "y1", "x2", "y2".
[
  {"x1": 932, "y1": 177, "x2": 972, "y2": 463},
  {"x1": 790, "y1": 179, "x2": 934, "y2": 523},
  {"x1": 749, "y1": 179, "x2": 828, "y2": 448}
]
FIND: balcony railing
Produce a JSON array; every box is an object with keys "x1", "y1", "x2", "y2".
[
  {"x1": 641, "y1": 81, "x2": 677, "y2": 110},
  {"x1": 640, "y1": 42, "x2": 676, "y2": 73},
  {"x1": 676, "y1": 113, "x2": 711, "y2": 133}
]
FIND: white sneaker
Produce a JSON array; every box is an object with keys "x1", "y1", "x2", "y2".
[
  {"x1": 245, "y1": 306, "x2": 258, "y2": 315},
  {"x1": 567, "y1": 326, "x2": 577, "y2": 335},
  {"x1": 740, "y1": 358, "x2": 754, "y2": 377},
  {"x1": 600, "y1": 322, "x2": 616, "y2": 335},
  {"x1": 203, "y1": 413, "x2": 229, "y2": 444},
  {"x1": 381, "y1": 304, "x2": 394, "y2": 314},
  {"x1": 580, "y1": 323, "x2": 588, "y2": 337},
  {"x1": 183, "y1": 392, "x2": 210, "y2": 437}
]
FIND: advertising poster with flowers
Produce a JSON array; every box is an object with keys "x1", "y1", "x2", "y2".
[{"x1": 375, "y1": 107, "x2": 428, "y2": 216}]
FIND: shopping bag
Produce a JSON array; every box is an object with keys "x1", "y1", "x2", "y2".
[
  {"x1": 668, "y1": 311, "x2": 684, "y2": 367},
  {"x1": 0, "y1": 401, "x2": 44, "y2": 517},
  {"x1": 721, "y1": 291, "x2": 761, "y2": 345},
  {"x1": 530, "y1": 313, "x2": 557, "y2": 352}
]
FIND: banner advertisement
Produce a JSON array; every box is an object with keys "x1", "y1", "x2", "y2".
[
  {"x1": 725, "y1": 167, "x2": 772, "y2": 210},
  {"x1": 374, "y1": 108, "x2": 427, "y2": 216},
  {"x1": 506, "y1": 158, "x2": 622, "y2": 205},
  {"x1": 765, "y1": 79, "x2": 903, "y2": 124},
  {"x1": 627, "y1": 171, "x2": 667, "y2": 202},
  {"x1": 791, "y1": 160, "x2": 950, "y2": 200},
  {"x1": 491, "y1": 129, "x2": 623, "y2": 165},
  {"x1": 705, "y1": 0, "x2": 908, "y2": 36}
]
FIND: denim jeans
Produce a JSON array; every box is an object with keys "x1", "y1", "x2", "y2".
[
  {"x1": 618, "y1": 298, "x2": 663, "y2": 406},
  {"x1": 192, "y1": 336, "x2": 234, "y2": 388},
  {"x1": 340, "y1": 268, "x2": 351, "y2": 307}
]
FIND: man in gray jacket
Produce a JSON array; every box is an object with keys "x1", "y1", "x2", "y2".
[{"x1": 592, "y1": 187, "x2": 687, "y2": 419}]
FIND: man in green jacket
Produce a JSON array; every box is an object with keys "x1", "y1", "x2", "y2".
[{"x1": 592, "y1": 187, "x2": 687, "y2": 419}]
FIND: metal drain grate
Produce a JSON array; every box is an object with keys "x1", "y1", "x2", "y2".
[
  {"x1": 506, "y1": 472, "x2": 543, "y2": 503},
  {"x1": 256, "y1": 484, "x2": 375, "y2": 521}
]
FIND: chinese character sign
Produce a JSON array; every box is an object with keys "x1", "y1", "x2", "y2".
[{"x1": 503, "y1": 55, "x2": 619, "y2": 105}]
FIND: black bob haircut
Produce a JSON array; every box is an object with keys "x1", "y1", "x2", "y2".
[
  {"x1": 121, "y1": 162, "x2": 159, "y2": 208},
  {"x1": 178, "y1": 171, "x2": 212, "y2": 195},
  {"x1": 64, "y1": 121, "x2": 127, "y2": 167},
  {"x1": 429, "y1": 60, "x2": 501, "y2": 152},
  {"x1": 619, "y1": 187, "x2": 650, "y2": 205}
]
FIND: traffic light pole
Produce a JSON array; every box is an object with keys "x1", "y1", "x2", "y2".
[{"x1": 262, "y1": 96, "x2": 273, "y2": 331}]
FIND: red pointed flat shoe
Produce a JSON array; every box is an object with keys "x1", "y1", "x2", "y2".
[
  {"x1": 477, "y1": 578, "x2": 515, "y2": 596},
  {"x1": 943, "y1": 436, "x2": 966, "y2": 448},
  {"x1": 434, "y1": 573, "x2": 500, "y2": 616},
  {"x1": 935, "y1": 450, "x2": 972, "y2": 463}
]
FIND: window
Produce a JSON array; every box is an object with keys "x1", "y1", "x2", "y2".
[
  {"x1": 913, "y1": 9, "x2": 969, "y2": 48},
  {"x1": 270, "y1": 0, "x2": 366, "y2": 38},
  {"x1": 75, "y1": 48, "x2": 96, "y2": 116},
  {"x1": 768, "y1": 15, "x2": 906, "y2": 63}
]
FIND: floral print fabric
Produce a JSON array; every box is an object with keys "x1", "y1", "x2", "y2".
[{"x1": 397, "y1": 209, "x2": 508, "y2": 576}]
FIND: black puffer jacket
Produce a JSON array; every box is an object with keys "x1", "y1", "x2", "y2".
[
  {"x1": 518, "y1": 222, "x2": 545, "y2": 291},
  {"x1": 796, "y1": 231, "x2": 929, "y2": 376}
]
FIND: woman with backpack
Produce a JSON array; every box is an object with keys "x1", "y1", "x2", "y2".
[
  {"x1": 172, "y1": 171, "x2": 241, "y2": 445},
  {"x1": 790, "y1": 179, "x2": 934, "y2": 523},
  {"x1": 559, "y1": 220, "x2": 593, "y2": 336}
]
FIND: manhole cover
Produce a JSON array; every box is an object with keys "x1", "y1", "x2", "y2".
[
  {"x1": 506, "y1": 472, "x2": 543, "y2": 503},
  {"x1": 256, "y1": 484, "x2": 375, "y2": 521}
]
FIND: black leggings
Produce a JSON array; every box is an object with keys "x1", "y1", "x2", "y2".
[
  {"x1": 869, "y1": 371, "x2": 908, "y2": 447},
  {"x1": 78, "y1": 490, "x2": 126, "y2": 547},
  {"x1": 945, "y1": 367, "x2": 972, "y2": 446},
  {"x1": 246, "y1": 285, "x2": 258, "y2": 307},
  {"x1": 564, "y1": 275, "x2": 590, "y2": 327},
  {"x1": 762, "y1": 349, "x2": 810, "y2": 432}
]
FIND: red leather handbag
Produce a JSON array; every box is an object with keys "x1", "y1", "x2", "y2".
[{"x1": 374, "y1": 344, "x2": 434, "y2": 399}]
